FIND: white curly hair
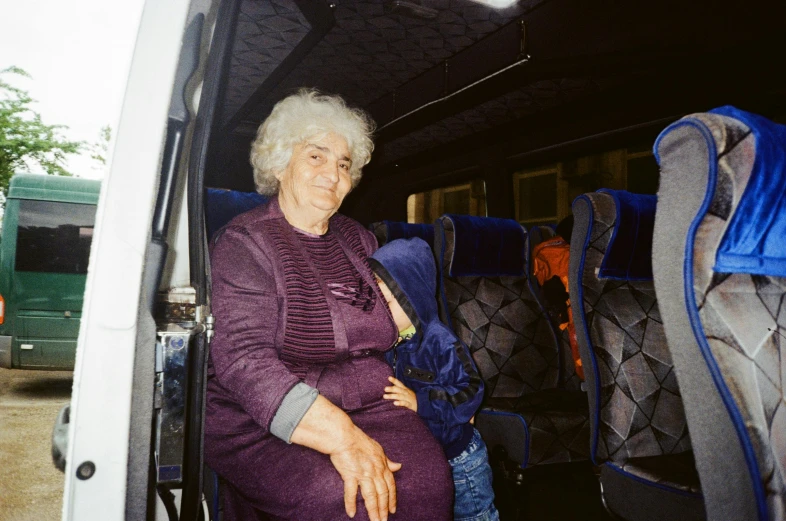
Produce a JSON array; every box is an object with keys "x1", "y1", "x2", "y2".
[{"x1": 249, "y1": 89, "x2": 376, "y2": 195}]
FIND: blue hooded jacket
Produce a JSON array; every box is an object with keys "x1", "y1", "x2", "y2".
[{"x1": 369, "y1": 237, "x2": 484, "y2": 459}]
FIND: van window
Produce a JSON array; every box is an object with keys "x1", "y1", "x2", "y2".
[
  {"x1": 15, "y1": 200, "x2": 96, "y2": 274},
  {"x1": 514, "y1": 166, "x2": 558, "y2": 224},
  {"x1": 407, "y1": 180, "x2": 487, "y2": 223}
]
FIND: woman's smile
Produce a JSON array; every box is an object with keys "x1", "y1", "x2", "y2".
[{"x1": 276, "y1": 131, "x2": 354, "y2": 233}]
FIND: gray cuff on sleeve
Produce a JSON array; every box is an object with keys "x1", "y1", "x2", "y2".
[{"x1": 269, "y1": 382, "x2": 319, "y2": 443}]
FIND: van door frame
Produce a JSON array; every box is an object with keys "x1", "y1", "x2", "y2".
[{"x1": 62, "y1": 2, "x2": 193, "y2": 520}]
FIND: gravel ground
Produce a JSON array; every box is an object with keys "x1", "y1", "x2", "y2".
[{"x1": 0, "y1": 368, "x2": 72, "y2": 521}]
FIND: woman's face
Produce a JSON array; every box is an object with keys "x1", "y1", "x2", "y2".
[{"x1": 276, "y1": 132, "x2": 353, "y2": 216}]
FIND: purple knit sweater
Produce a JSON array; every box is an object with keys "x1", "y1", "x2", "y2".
[{"x1": 205, "y1": 198, "x2": 398, "y2": 437}]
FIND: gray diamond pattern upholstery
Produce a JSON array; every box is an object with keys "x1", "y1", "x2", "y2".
[
  {"x1": 571, "y1": 191, "x2": 704, "y2": 520},
  {"x1": 654, "y1": 111, "x2": 786, "y2": 521},
  {"x1": 438, "y1": 217, "x2": 560, "y2": 396},
  {"x1": 571, "y1": 192, "x2": 691, "y2": 464},
  {"x1": 436, "y1": 216, "x2": 589, "y2": 467},
  {"x1": 690, "y1": 115, "x2": 786, "y2": 518}
]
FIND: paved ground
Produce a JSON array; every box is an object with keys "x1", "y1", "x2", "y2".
[{"x1": 0, "y1": 368, "x2": 72, "y2": 521}]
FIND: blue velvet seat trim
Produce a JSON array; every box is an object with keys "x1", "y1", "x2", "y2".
[
  {"x1": 709, "y1": 106, "x2": 786, "y2": 278},
  {"x1": 596, "y1": 189, "x2": 657, "y2": 281},
  {"x1": 603, "y1": 463, "x2": 703, "y2": 499},
  {"x1": 445, "y1": 214, "x2": 526, "y2": 277},
  {"x1": 571, "y1": 195, "x2": 603, "y2": 465},
  {"x1": 383, "y1": 221, "x2": 435, "y2": 247},
  {"x1": 205, "y1": 188, "x2": 268, "y2": 239},
  {"x1": 654, "y1": 116, "x2": 768, "y2": 521}
]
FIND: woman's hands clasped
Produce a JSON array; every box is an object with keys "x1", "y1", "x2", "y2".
[
  {"x1": 330, "y1": 426, "x2": 402, "y2": 521},
  {"x1": 290, "y1": 395, "x2": 401, "y2": 521}
]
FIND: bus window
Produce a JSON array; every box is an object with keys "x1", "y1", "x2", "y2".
[
  {"x1": 513, "y1": 146, "x2": 660, "y2": 226},
  {"x1": 513, "y1": 166, "x2": 558, "y2": 225},
  {"x1": 407, "y1": 180, "x2": 487, "y2": 224},
  {"x1": 626, "y1": 146, "x2": 660, "y2": 195},
  {"x1": 16, "y1": 200, "x2": 96, "y2": 274}
]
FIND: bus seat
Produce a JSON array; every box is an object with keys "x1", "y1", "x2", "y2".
[
  {"x1": 527, "y1": 225, "x2": 583, "y2": 391},
  {"x1": 652, "y1": 107, "x2": 786, "y2": 521},
  {"x1": 435, "y1": 214, "x2": 590, "y2": 468},
  {"x1": 370, "y1": 220, "x2": 435, "y2": 247},
  {"x1": 205, "y1": 188, "x2": 268, "y2": 240},
  {"x1": 570, "y1": 189, "x2": 704, "y2": 521}
]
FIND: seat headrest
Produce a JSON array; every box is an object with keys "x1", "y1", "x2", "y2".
[
  {"x1": 705, "y1": 106, "x2": 786, "y2": 278},
  {"x1": 205, "y1": 188, "x2": 268, "y2": 239},
  {"x1": 439, "y1": 215, "x2": 526, "y2": 277},
  {"x1": 376, "y1": 221, "x2": 435, "y2": 247},
  {"x1": 596, "y1": 189, "x2": 657, "y2": 281},
  {"x1": 528, "y1": 225, "x2": 555, "y2": 248}
]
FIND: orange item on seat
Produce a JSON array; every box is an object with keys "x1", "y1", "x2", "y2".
[{"x1": 532, "y1": 237, "x2": 584, "y2": 380}]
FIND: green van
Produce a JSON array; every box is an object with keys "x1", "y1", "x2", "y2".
[{"x1": 0, "y1": 174, "x2": 100, "y2": 370}]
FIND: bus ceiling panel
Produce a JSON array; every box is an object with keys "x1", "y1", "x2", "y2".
[
  {"x1": 377, "y1": 74, "x2": 626, "y2": 163},
  {"x1": 367, "y1": 18, "x2": 524, "y2": 132},
  {"x1": 238, "y1": 0, "x2": 541, "y2": 128},
  {"x1": 372, "y1": 26, "x2": 786, "y2": 166},
  {"x1": 221, "y1": 0, "x2": 785, "y2": 137},
  {"x1": 217, "y1": 0, "x2": 330, "y2": 131},
  {"x1": 369, "y1": 0, "x2": 786, "y2": 142},
  {"x1": 368, "y1": 70, "x2": 786, "y2": 183}
]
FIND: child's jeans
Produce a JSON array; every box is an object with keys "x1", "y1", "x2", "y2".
[{"x1": 449, "y1": 427, "x2": 499, "y2": 521}]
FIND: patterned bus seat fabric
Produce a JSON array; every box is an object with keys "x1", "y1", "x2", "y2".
[
  {"x1": 527, "y1": 225, "x2": 583, "y2": 391},
  {"x1": 205, "y1": 188, "x2": 268, "y2": 240},
  {"x1": 570, "y1": 190, "x2": 704, "y2": 521},
  {"x1": 369, "y1": 220, "x2": 435, "y2": 248},
  {"x1": 435, "y1": 214, "x2": 589, "y2": 467},
  {"x1": 653, "y1": 107, "x2": 786, "y2": 521}
]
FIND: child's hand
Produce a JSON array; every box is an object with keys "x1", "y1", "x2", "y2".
[{"x1": 383, "y1": 376, "x2": 417, "y2": 412}]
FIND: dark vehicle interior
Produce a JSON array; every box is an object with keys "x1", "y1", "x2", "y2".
[
  {"x1": 203, "y1": 0, "x2": 786, "y2": 224},
  {"x1": 168, "y1": 0, "x2": 786, "y2": 519}
]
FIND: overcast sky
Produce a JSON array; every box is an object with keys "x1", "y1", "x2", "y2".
[{"x1": 1, "y1": 0, "x2": 146, "y2": 179}]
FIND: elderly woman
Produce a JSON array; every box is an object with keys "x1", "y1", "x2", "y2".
[{"x1": 204, "y1": 90, "x2": 453, "y2": 521}]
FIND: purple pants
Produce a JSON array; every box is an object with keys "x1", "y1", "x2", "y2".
[{"x1": 205, "y1": 356, "x2": 454, "y2": 521}]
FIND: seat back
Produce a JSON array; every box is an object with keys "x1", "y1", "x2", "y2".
[
  {"x1": 652, "y1": 107, "x2": 786, "y2": 521},
  {"x1": 527, "y1": 225, "x2": 583, "y2": 391},
  {"x1": 570, "y1": 190, "x2": 691, "y2": 465},
  {"x1": 435, "y1": 214, "x2": 560, "y2": 398},
  {"x1": 205, "y1": 188, "x2": 268, "y2": 240},
  {"x1": 369, "y1": 220, "x2": 435, "y2": 247}
]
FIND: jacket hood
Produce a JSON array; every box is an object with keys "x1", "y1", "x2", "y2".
[{"x1": 369, "y1": 237, "x2": 438, "y2": 332}]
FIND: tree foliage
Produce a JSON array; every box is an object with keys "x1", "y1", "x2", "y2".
[
  {"x1": 88, "y1": 125, "x2": 112, "y2": 167},
  {"x1": 0, "y1": 66, "x2": 84, "y2": 193}
]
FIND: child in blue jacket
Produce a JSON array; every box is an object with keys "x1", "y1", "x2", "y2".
[{"x1": 369, "y1": 237, "x2": 499, "y2": 521}]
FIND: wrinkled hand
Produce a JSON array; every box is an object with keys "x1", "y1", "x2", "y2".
[
  {"x1": 329, "y1": 426, "x2": 402, "y2": 521},
  {"x1": 383, "y1": 376, "x2": 417, "y2": 413}
]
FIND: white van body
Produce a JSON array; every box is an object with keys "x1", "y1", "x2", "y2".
[{"x1": 62, "y1": 1, "x2": 202, "y2": 519}]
